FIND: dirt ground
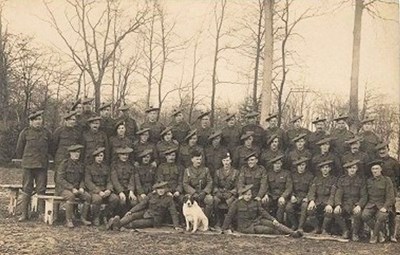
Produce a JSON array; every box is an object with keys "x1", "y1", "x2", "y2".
[{"x1": 0, "y1": 167, "x2": 399, "y2": 255}]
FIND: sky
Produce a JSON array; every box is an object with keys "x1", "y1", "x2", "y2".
[{"x1": 2, "y1": 0, "x2": 399, "y2": 111}]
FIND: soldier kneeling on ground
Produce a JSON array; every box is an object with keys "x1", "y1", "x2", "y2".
[
  {"x1": 106, "y1": 181, "x2": 182, "y2": 231},
  {"x1": 56, "y1": 144, "x2": 92, "y2": 228},
  {"x1": 221, "y1": 184, "x2": 302, "y2": 238}
]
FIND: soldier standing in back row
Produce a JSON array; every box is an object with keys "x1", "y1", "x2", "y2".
[
  {"x1": 331, "y1": 114, "x2": 354, "y2": 155},
  {"x1": 82, "y1": 116, "x2": 109, "y2": 164},
  {"x1": 221, "y1": 113, "x2": 241, "y2": 154},
  {"x1": 286, "y1": 115, "x2": 311, "y2": 150},
  {"x1": 116, "y1": 104, "x2": 139, "y2": 143},
  {"x1": 99, "y1": 102, "x2": 115, "y2": 138},
  {"x1": 204, "y1": 130, "x2": 229, "y2": 177},
  {"x1": 141, "y1": 106, "x2": 165, "y2": 144},
  {"x1": 169, "y1": 109, "x2": 191, "y2": 144},
  {"x1": 15, "y1": 110, "x2": 52, "y2": 221},
  {"x1": 196, "y1": 111, "x2": 212, "y2": 148},
  {"x1": 264, "y1": 113, "x2": 287, "y2": 150},
  {"x1": 80, "y1": 97, "x2": 96, "y2": 130},
  {"x1": 241, "y1": 111, "x2": 265, "y2": 148},
  {"x1": 109, "y1": 120, "x2": 133, "y2": 163},
  {"x1": 308, "y1": 117, "x2": 329, "y2": 155},
  {"x1": 359, "y1": 116, "x2": 381, "y2": 159},
  {"x1": 341, "y1": 136, "x2": 370, "y2": 177}
]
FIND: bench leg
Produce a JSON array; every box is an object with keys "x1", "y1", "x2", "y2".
[
  {"x1": 44, "y1": 199, "x2": 55, "y2": 225},
  {"x1": 9, "y1": 189, "x2": 19, "y2": 215},
  {"x1": 31, "y1": 195, "x2": 38, "y2": 212}
]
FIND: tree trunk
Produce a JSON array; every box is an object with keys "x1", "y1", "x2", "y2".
[
  {"x1": 349, "y1": 0, "x2": 364, "y2": 132},
  {"x1": 252, "y1": 2, "x2": 264, "y2": 112},
  {"x1": 94, "y1": 81, "x2": 101, "y2": 112},
  {"x1": 260, "y1": 0, "x2": 274, "y2": 128}
]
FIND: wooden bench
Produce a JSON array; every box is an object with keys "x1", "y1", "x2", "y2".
[
  {"x1": 0, "y1": 184, "x2": 55, "y2": 215},
  {"x1": 36, "y1": 195, "x2": 66, "y2": 225}
]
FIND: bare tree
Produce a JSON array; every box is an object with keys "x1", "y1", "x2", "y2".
[
  {"x1": 0, "y1": 5, "x2": 10, "y2": 125},
  {"x1": 44, "y1": 0, "x2": 149, "y2": 111}
]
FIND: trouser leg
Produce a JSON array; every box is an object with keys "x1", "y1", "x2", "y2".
[
  {"x1": 91, "y1": 194, "x2": 102, "y2": 226},
  {"x1": 20, "y1": 169, "x2": 35, "y2": 221},
  {"x1": 374, "y1": 211, "x2": 389, "y2": 237},
  {"x1": 276, "y1": 202, "x2": 286, "y2": 223},
  {"x1": 321, "y1": 212, "x2": 333, "y2": 233},
  {"x1": 35, "y1": 168, "x2": 48, "y2": 214},
  {"x1": 120, "y1": 211, "x2": 146, "y2": 227},
  {"x1": 298, "y1": 202, "x2": 308, "y2": 230},
  {"x1": 285, "y1": 202, "x2": 298, "y2": 229}
]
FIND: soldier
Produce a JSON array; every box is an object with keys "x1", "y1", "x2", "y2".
[
  {"x1": 70, "y1": 98, "x2": 85, "y2": 131},
  {"x1": 106, "y1": 181, "x2": 181, "y2": 231},
  {"x1": 15, "y1": 110, "x2": 52, "y2": 221},
  {"x1": 110, "y1": 147, "x2": 137, "y2": 216},
  {"x1": 286, "y1": 115, "x2": 311, "y2": 150},
  {"x1": 333, "y1": 160, "x2": 367, "y2": 240},
  {"x1": 260, "y1": 134, "x2": 284, "y2": 171},
  {"x1": 204, "y1": 130, "x2": 229, "y2": 177},
  {"x1": 85, "y1": 147, "x2": 119, "y2": 226},
  {"x1": 285, "y1": 157, "x2": 314, "y2": 232},
  {"x1": 109, "y1": 120, "x2": 133, "y2": 163},
  {"x1": 341, "y1": 137, "x2": 370, "y2": 177},
  {"x1": 56, "y1": 144, "x2": 91, "y2": 228},
  {"x1": 375, "y1": 142, "x2": 400, "y2": 242},
  {"x1": 52, "y1": 111, "x2": 82, "y2": 179},
  {"x1": 196, "y1": 111, "x2": 212, "y2": 148},
  {"x1": 311, "y1": 137, "x2": 342, "y2": 176},
  {"x1": 80, "y1": 97, "x2": 96, "y2": 130},
  {"x1": 82, "y1": 116, "x2": 109, "y2": 164},
  {"x1": 116, "y1": 104, "x2": 139, "y2": 143},
  {"x1": 286, "y1": 134, "x2": 312, "y2": 172},
  {"x1": 237, "y1": 152, "x2": 268, "y2": 204},
  {"x1": 359, "y1": 116, "x2": 381, "y2": 159},
  {"x1": 306, "y1": 160, "x2": 337, "y2": 234},
  {"x1": 213, "y1": 152, "x2": 240, "y2": 229},
  {"x1": 264, "y1": 155, "x2": 293, "y2": 222},
  {"x1": 221, "y1": 113, "x2": 241, "y2": 154},
  {"x1": 141, "y1": 106, "x2": 165, "y2": 144},
  {"x1": 308, "y1": 117, "x2": 329, "y2": 155},
  {"x1": 156, "y1": 126, "x2": 179, "y2": 164},
  {"x1": 178, "y1": 129, "x2": 204, "y2": 168},
  {"x1": 362, "y1": 160, "x2": 395, "y2": 243},
  {"x1": 241, "y1": 111, "x2": 265, "y2": 148},
  {"x1": 133, "y1": 128, "x2": 157, "y2": 167},
  {"x1": 233, "y1": 133, "x2": 261, "y2": 169},
  {"x1": 99, "y1": 102, "x2": 115, "y2": 138},
  {"x1": 264, "y1": 113, "x2": 287, "y2": 150},
  {"x1": 183, "y1": 150, "x2": 214, "y2": 218},
  {"x1": 331, "y1": 114, "x2": 354, "y2": 155},
  {"x1": 156, "y1": 147, "x2": 184, "y2": 205},
  {"x1": 169, "y1": 108, "x2": 190, "y2": 144},
  {"x1": 135, "y1": 149, "x2": 157, "y2": 200},
  {"x1": 222, "y1": 184, "x2": 302, "y2": 237}
]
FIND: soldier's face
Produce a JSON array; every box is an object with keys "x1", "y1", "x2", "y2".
[
  {"x1": 320, "y1": 143, "x2": 330, "y2": 153},
  {"x1": 296, "y1": 139, "x2": 305, "y2": 150},
  {"x1": 222, "y1": 157, "x2": 232, "y2": 167},
  {"x1": 156, "y1": 188, "x2": 166, "y2": 196},
  {"x1": 65, "y1": 116, "x2": 76, "y2": 127},
  {"x1": 148, "y1": 111, "x2": 158, "y2": 121},
  {"x1": 31, "y1": 116, "x2": 43, "y2": 128},
  {"x1": 95, "y1": 152, "x2": 104, "y2": 163},
  {"x1": 320, "y1": 165, "x2": 331, "y2": 177},
  {"x1": 175, "y1": 113, "x2": 184, "y2": 123},
  {"x1": 188, "y1": 135, "x2": 198, "y2": 146},
  {"x1": 297, "y1": 162, "x2": 307, "y2": 173},
  {"x1": 243, "y1": 190, "x2": 252, "y2": 201},
  {"x1": 244, "y1": 136, "x2": 253, "y2": 147},
  {"x1": 142, "y1": 154, "x2": 151, "y2": 164},
  {"x1": 227, "y1": 118, "x2": 235, "y2": 127},
  {"x1": 70, "y1": 150, "x2": 81, "y2": 160},
  {"x1": 90, "y1": 120, "x2": 100, "y2": 131},
  {"x1": 201, "y1": 116, "x2": 210, "y2": 127},
  {"x1": 211, "y1": 136, "x2": 221, "y2": 146},
  {"x1": 83, "y1": 103, "x2": 91, "y2": 112},
  {"x1": 269, "y1": 118, "x2": 278, "y2": 128},
  {"x1": 100, "y1": 107, "x2": 111, "y2": 117},
  {"x1": 247, "y1": 116, "x2": 257, "y2": 124},
  {"x1": 163, "y1": 131, "x2": 173, "y2": 141},
  {"x1": 75, "y1": 104, "x2": 83, "y2": 115},
  {"x1": 378, "y1": 147, "x2": 388, "y2": 157},
  {"x1": 294, "y1": 119, "x2": 301, "y2": 128},
  {"x1": 371, "y1": 165, "x2": 382, "y2": 177},
  {"x1": 336, "y1": 120, "x2": 347, "y2": 130},
  {"x1": 273, "y1": 161, "x2": 282, "y2": 171},
  {"x1": 247, "y1": 156, "x2": 258, "y2": 167},
  {"x1": 363, "y1": 122, "x2": 373, "y2": 131},
  {"x1": 350, "y1": 141, "x2": 360, "y2": 151},
  {"x1": 191, "y1": 156, "x2": 202, "y2": 167},
  {"x1": 117, "y1": 125, "x2": 126, "y2": 136},
  {"x1": 347, "y1": 165, "x2": 358, "y2": 176},
  {"x1": 140, "y1": 132, "x2": 149, "y2": 142},
  {"x1": 165, "y1": 152, "x2": 176, "y2": 162},
  {"x1": 315, "y1": 122, "x2": 325, "y2": 131},
  {"x1": 118, "y1": 153, "x2": 129, "y2": 162},
  {"x1": 270, "y1": 138, "x2": 279, "y2": 150}
]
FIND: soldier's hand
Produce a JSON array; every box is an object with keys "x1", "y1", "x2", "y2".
[
  {"x1": 173, "y1": 191, "x2": 180, "y2": 197},
  {"x1": 119, "y1": 192, "x2": 126, "y2": 201},
  {"x1": 167, "y1": 192, "x2": 173, "y2": 197},
  {"x1": 223, "y1": 229, "x2": 233, "y2": 235},
  {"x1": 99, "y1": 191, "x2": 105, "y2": 197},
  {"x1": 290, "y1": 195, "x2": 298, "y2": 204},
  {"x1": 353, "y1": 205, "x2": 361, "y2": 214},
  {"x1": 302, "y1": 198, "x2": 308, "y2": 203},
  {"x1": 104, "y1": 190, "x2": 111, "y2": 197},
  {"x1": 129, "y1": 191, "x2": 137, "y2": 201},
  {"x1": 272, "y1": 219, "x2": 279, "y2": 226},
  {"x1": 78, "y1": 188, "x2": 85, "y2": 194},
  {"x1": 324, "y1": 205, "x2": 333, "y2": 214},
  {"x1": 307, "y1": 200, "x2": 316, "y2": 210},
  {"x1": 379, "y1": 207, "x2": 387, "y2": 213},
  {"x1": 278, "y1": 197, "x2": 285, "y2": 205},
  {"x1": 72, "y1": 188, "x2": 79, "y2": 194},
  {"x1": 254, "y1": 196, "x2": 261, "y2": 201},
  {"x1": 125, "y1": 211, "x2": 132, "y2": 216},
  {"x1": 134, "y1": 162, "x2": 140, "y2": 167},
  {"x1": 334, "y1": 205, "x2": 341, "y2": 214},
  {"x1": 199, "y1": 192, "x2": 206, "y2": 201},
  {"x1": 261, "y1": 195, "x2": 269, "y2": 203},
  {"x1": 140, "y1": 193, "x2": 146, "y2": 199},
  {"x1": 151, "y1": 161, "x2": 157, "y2": 168}
]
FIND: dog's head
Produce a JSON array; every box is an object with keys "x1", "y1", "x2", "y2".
[{"x1": 183, "y1": 194, "x2": 195, "y2": 207}]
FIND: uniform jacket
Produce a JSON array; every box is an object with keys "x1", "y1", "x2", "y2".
[
  {"x1": 56, "y1": 158, "x2": 85, "y2": 192},
  {"x1": 308, "y1": 130, "x2": 329, "y2": 155},
  {"x1": 307, "y1": 175, "x2": 337, "y2": 206},
  {"x1": 213, "y1": 167, "x2": 240, "y2": 197},
  {"x1": 232, "y1": 145, "x2": 261, "y2": 169},
  {"x1": 341, "y1": 150, "x2": 370, "y2": 177},
  {"x1": 204, "y1": 144, "x2": 229, "y2": 175},
  {"x1": 135, "y1": 163, "x2": 156, "y2": 195},
  {"x1": 359, "y1": 130, "x2": 380, "y2": 158},
  {"x1": 286, "y1": 148, "x2": 312, "y2": 170},
  {"x1": 85, "y1": 162, "x2": 113, "y2": 193},
  {"x1": 133, "y1": 140, "x2": 157, "y2": 163},
  {"x1": 110, "y1": 160, "x2": 136, "y2": 193},
  {"x1": 365, "y1": 175, "x2": 395, "y2": 209},
  {"x1": 116, "y1": 115, "x2": 139, "y2": 142},
  {"x1": 260, "y1": 148, "x2": 283, "y2": 171},
  {"x1": 52, "y1": 126, "x2": 82, "y2": 165},
  {"x1": 335, "y1": 174, "x2": 367, "y2": 212},
  {"x1": 156, "y1": 162, "x2": 183, "y2": 193},
  {"x1": 169, "y1": 120, "x2": 190, "y2": 144},
  {"x1": 82, "y1": 129, "x2": 109, "y2": 163},
  {"x1": 311, "y1": 152, "x2": 342, "y2": 176},
  {"x1": 141, "y1": 121, "x2": 165, "y2": 144},
  {"x1": 156, "y1": 140, "x2": 179, "y2": 163},
  {"x1": 266, "y1": 169, "x2": 293, "y2": 199},
  {"x1": 238, "y1": 164, "x2": 268, "y2": 198},
  {"x1": 100, "y1": 117, "x2": 115, "y2": 138},
  {"x1": 331, "y1": 128, "x2": 354, "y2": 155},
  {"x1": 221, "y1": 125, "x2": 241, "y2": 153},
  {"x1": 241, "y1": 124, "x2": 265, "y2": 147},
  {"x1": 183, "y1": 166, "x2": 213, "y2": 194},
  {"x1": 178, "y1": 144, "x2": 204, "y2": 168},
  {"x1": 196, "y1": 125, "x2": 212, "y2": 148},
  {"x1": 291, "y1": 171, "x2": 314, "y2": 201}
]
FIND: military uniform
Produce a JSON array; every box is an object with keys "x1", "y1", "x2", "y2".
[
  {"x1": 286, "y1": 128, "x2": 311, "y2": 149},
  {"x1": 52, "y1": 125, "x2": 82, "y2": 167},
  {"x1": 260, "y1": 148, "x2": 283, "y2": 171},
  {"x1": 311, "y1": 152, "x2": 342, "y2": 176},
  {"x1": 204, "y1": 144, "x2": 229, "y2": 177},
  {"x1": 141, "y1": 121, "x2": 165, "y2": 144},
  {"x1": 100, "y1": 117, "x2": 115, "y2": 138},
  {"x1": 156, "y1": 140, "x2": 179, "y2": 163},
  {"x1": 79, "y1": 110, "x2": 96, "y2": 131},
  {"x1": 308, "y1": 130, "x2": 329, "y2": 155},
  {"x1": 156, "y1": 162, "x2": 183, "y2": 194},
  {"x1": 241, "y1": 124, "x2": 265, "y2": 148},
  {"x1": 133, "y1": 141, "x2": 157, "y2": 163},
  {"x1": 331, "y1": 128, "x2": 354, "y2": 155},
  {"x1": 341, "y1": 150, "x2": 370, "y2": 177},
  {"x1": 109, "y1": 135, "x2": 133, "y2": 162},
  {"x1": 286, "y1": 148, "x2": 312, "y2": 171},
  {"x1": 110, "y1": 159, "x2": 136, "y2": 213},
  {"x1": 135, "y1": 163, "x2": 156, "y2": 195},
  {"x1": 221, "y1": 125, "x2": 241, "y2": 153},
  {"x1": 82, "y1": 129, "x2": 109, "y2": 164},
  {"x1": 264, "y1": 126, "x2": 287, "y2": 150},
  {"x1": 116, "y1": 115, "x2": 139, "y2": 143},
  {"x1": 178, "y1": 144, "x2": 204, "y2": 168},
  {"x1": 196, "y1": 126, "x2": 212, "y2": 148},
  {"x1": 15, "y1": 123, "x2": 52, "y2": 217},
  {"x1": 237, "y1": 164, "x2": 268, "y2": 199},
  {"x1": 359, "y1": 130, "x2": 380, "y2": 159},
  {"x1": 233, "y1": 145, "x2": 261, "y2": 169},
  {"x1": 169, "y1": 119, "x2": 190, "y2": 144},
  {"x1": 265, "y1": 169, "x2": 293, "y2": 222}
]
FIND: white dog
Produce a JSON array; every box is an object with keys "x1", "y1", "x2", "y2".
[{"x1": 182, "y1": 195, "x2": 209, "y2": 233}]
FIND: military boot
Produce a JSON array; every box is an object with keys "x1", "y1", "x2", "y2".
[
  {"x1": 335, "y1": 215, "x2": 349, "y2": 238},
  {"x1": 80, "y1": 203, "x2": 92, "y2": 226},
  {"x1": 92, "y1": 204, "x2": 101, "y2": 226},
  {"x1": 321, "y1": 217, "x2": 332, "y2": 235},
  {"x1": 286, "y1": 212, "x2": 298, "y2": 230},
  {"x1": 65, "y1": 202, "x2": 75, "y2": 228},
  {"x1": 18, "y1": 193, "x2": 30, "y2": 222},
  {"x1": 275, "y1": 222, "x2": 303, "y2": 238}
]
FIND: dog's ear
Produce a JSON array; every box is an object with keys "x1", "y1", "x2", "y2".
[{"x1": 183, "y1": 194, "x2": 190, "y2": 203}]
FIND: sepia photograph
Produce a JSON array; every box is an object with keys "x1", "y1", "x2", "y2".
[{"x1": 0, "y1": 0, "x2": 399, "y2": 254}]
